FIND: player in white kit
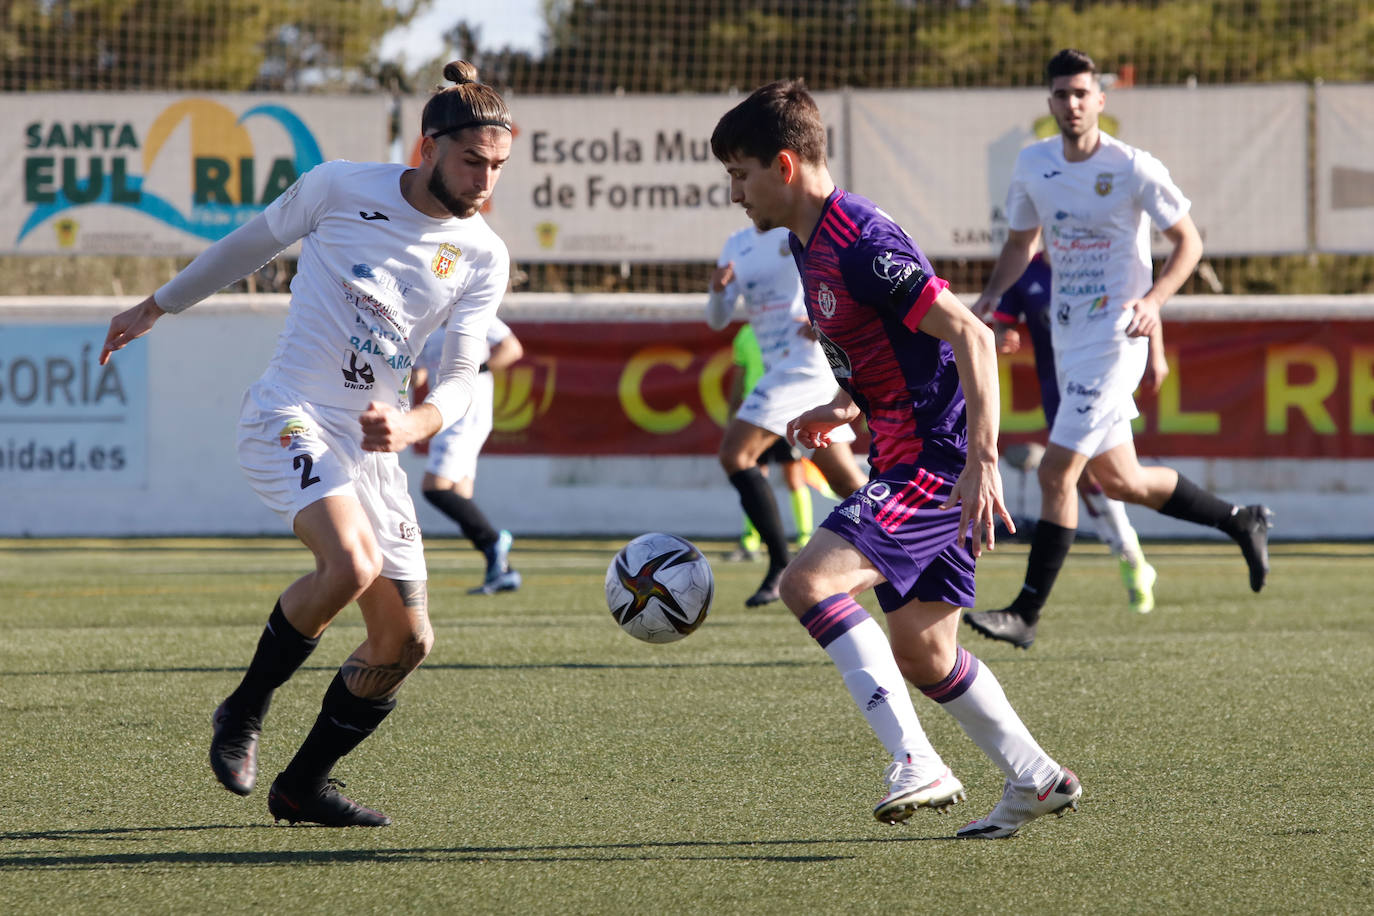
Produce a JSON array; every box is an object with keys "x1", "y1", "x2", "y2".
[
  {"x1": 100, "y1": 61, "x2": 514, "y2": 826},
  {"x1": 963, "y1": 49, "x2": 1273, "y2": 650},
  {"x1": 413, "y1": 316, "x2": 523, "y2": 595},
  {"x1": 708, "y1": 225, "x2": 867, "y2": 607}
]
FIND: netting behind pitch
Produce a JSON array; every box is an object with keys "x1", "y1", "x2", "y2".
[{"x1": 4, "y1": 0, "x2": 1372, "y2": 295}]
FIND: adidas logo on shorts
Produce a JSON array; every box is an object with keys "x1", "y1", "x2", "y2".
[{"x1": 839, "y1": 503, "x2": 862, "y2": 525}]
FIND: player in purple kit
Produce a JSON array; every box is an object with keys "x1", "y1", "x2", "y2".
[
  {"x1": 712, "y1": 79, "x2": 1081, "y2": 838},
  {"x1": 991, "y1": 253, "x2": 1163, "y2": 615}
]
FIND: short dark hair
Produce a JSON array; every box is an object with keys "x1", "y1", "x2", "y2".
[
  {"x1": 710, "y1": 78, "x2": 827, "y2": 167},
  {"x1": 1046, "y1": 48, "x2": 1099, "y2": 85},
  {"x1": 422, "y1": 60, "x2": 512, "y2": 139}
]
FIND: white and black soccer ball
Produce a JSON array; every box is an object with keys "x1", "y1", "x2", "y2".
[{"x1": 605, "y1": 533, "x2": 714, "y2": 644}]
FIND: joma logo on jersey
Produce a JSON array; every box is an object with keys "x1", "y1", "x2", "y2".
[{"x1": 431, "y1": 243, "x2": 462, "y2": 279}]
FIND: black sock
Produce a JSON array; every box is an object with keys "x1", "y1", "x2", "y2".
[
  {"x1": 226, "y1": 602, "x2": 319, "y2": 720},
  {"x1": 424, "y1": 488, "x2": 498, "y2": 552},
  {"x1": 1007, "y1": 521, "x2": 1076, "y2": 623},
  {"x1": 281, "y1": 673, "x2": 396, "y2": 787},
  {"x1": 1159, "y1": 475, "x2": 1241, "y2": 534},
  {"x1": 728, "y1": 467, "x2": 789, "y2": 570}
]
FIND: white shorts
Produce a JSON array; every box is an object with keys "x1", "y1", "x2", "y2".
[
  {"x1": 424, "y1": 372, "x2": 494, "y2": 483},
  {"x1": 1049, "y1": 342, "x2": 1146, "y2": 458},
  {"x1": 237, "y1": 380, "x2": 427, "y2": 581},
  {"x1": 739, "y1": 365, "x2": 856, "y2": 443}
]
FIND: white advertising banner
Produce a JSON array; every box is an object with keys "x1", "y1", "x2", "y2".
[
  {"x1": 400, "y1": 92, "x2": 847, "y2": 262},
  {"x1": 0, "y1": 323, "x2": 148, "y2": 488},
  {"x1": 1315, "y1": 84, "x2": 1374, "y2": 253},
  {"x1": 4, "y1": 93, "x2": 389, "y2": 255},
  {"x1": 848, "y1": 85, "x2": 1308, "y2": 258}
]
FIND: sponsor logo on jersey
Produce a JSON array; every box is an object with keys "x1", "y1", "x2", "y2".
[
  {"x1": 872, "y1": 250, "x2": 904, "y2": 282},
  {"x1": 1057, "y1": 303, "x2": 1072, "y2": 325},
  {"x1": 816, "y1": 282, "x2": 837, "y2": 318},
  {"x1": 1066, "y1": 380, "x2": 1102, "y2": 399},
  {"x1": 341, "y1": 351, "x2": 375, "y2": 390},
  {"x1": 431, "y1": 243, "x2": 462, "y2": 279},
  {"x1": 1086, "y1": 295, "x2": 1110, "y2": 318},
  {"x1": 277, "y1": 418, "x2": 309, "y2": 449},
  {"x1": 1095, "y1": 172, "x2": 1114, "y2": 196},
  {"x1": 399, "y1": 522, "x2": 419, "y2": 541},
  {"x1": 351, "y1": 263, "x2": 414, "y2": 300},
  {"x1": 814, "y1": 325, "x2": 851, "y2": 379}
]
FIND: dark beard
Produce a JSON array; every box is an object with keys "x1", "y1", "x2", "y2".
[{"x1": 428, "y1": 168, "x2": 479, "y2": 219}]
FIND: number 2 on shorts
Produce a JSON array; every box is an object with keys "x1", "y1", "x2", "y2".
[{"x1": 293, "y1": 454, "x2": 321, "y2": 489}]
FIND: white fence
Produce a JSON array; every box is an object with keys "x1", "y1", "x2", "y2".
[{"x1": 1, "y1": 294, "x2": 1371, "y2": 540}]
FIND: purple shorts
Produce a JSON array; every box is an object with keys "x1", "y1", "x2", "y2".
[{"x1": 818, "y1": 462, "x2": 977, "y2": 612}]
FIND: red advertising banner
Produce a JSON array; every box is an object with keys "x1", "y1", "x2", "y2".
[{"x1": 486, "y1": 319, "x2": 1374, "y2": 459}]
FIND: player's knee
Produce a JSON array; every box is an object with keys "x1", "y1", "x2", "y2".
[
  {"x1": 323, "y1": 547, "x2": 384, "y2": 597},
  {"x1": 777, "y1": 563, "x2": 822, "y2": 617}
]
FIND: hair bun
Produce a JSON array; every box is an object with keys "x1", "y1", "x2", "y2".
[{"x1": 443, "y1": 60, "x2": 478, "y2": 85}]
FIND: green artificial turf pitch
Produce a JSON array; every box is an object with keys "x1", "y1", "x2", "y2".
[{"x1": 1, "y1": 537, "x2": 1370, "y2": 914}]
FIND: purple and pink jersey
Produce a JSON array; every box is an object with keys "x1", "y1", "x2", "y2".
[
  {"x1": 789, "y1": 189, "x2": 966, "y2": 475},
  {"x1": 795, "y1": 189, "x2": 980, "y2": 610}
]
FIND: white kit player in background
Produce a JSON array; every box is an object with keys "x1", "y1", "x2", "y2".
[
  {"x1": 707, "y1": 225, "x2": 867, "y2": 608},
  {"x1": 99, "y1": 61, "x2": 515, "y2": 827},
  {"x1": 965, "y1": 48, "x2": 1273, "y2": 651},
  {"x1": 412, "y1": 315, "x2": 523, "y2": 595}
]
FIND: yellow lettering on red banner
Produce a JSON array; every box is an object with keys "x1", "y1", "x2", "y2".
[
  {"x1": 1352, "y1": 347, "x2": 1374, "y2": 435},
  {"x1": 1266, "y1": 345, "x2": 1337, "y2": 434},
  {"x1": 997, "y1": 351, "x2": 1046, "y2": 433},
  {"x1": 1157, "y1": 348, "x2": 1220, "y2": 434},
  {"x1": 621, "y1": 346, "x2": 694, "y2": 434},
  {"x1": 699, "y1": 347, "x2": 734, "y2": 429}
]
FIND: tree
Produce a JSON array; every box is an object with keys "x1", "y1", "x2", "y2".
[{"x1": 1, "y1": 0, "x2": 426, "y2": 91}]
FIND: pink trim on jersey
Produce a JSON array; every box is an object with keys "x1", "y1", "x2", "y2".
[
  {"x1": 991, "y1": 310, "x2": 1018, "y2": 324},
  {"x1": 899, "y1": 276, "x2": 950, "y2": 333},
  {"x1": 873, "y1": 468, "x2": 944, "y2": 533},
  {"x1": 819, "y1": 212, "x2": 859, "y2": 249}
]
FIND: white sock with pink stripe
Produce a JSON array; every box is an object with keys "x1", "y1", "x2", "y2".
[
  {"x1": 800, "y1": 595, "x2": 944, "y2": 774},
  {"x1": 920, "y1": 646, "x2": 1059, "y2": 791}
]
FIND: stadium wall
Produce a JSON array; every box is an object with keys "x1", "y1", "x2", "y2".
[{"x1": 1, "y1": 294, "x2": 1371, "y2": 540}]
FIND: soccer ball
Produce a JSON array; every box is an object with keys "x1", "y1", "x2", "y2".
[{"x1": 605, "y1": 533, "x2": 714, "y2": 644}]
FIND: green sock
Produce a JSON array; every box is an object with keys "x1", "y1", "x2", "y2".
[
  {"x1": 741, "y1": 518, "x2": 761, "y2": 553},
  {"x1": 790, "y1": 488, "x2": 812, "y2": 546}
]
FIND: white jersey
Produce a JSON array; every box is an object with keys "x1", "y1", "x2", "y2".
[
  {"x1": 259, "y1": 160, "x2": 509, "y2": 411},
  {"x1": 713, "y1": 226, "x2": 830, "y2": 377},
  {"x1": 1006, "y1": 132, "x2": 1190, "y2": 375},
  {"x1": 418, "y1": 316, "x2": 512, "y2": 376}
]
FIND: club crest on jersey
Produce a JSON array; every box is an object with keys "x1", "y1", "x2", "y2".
[
  {"x1": 431, "y1": 243, "x2": 462, "y2": 279},
  {"x1": 816, "y1": 282, "x2": 837, "y2": 318},
  {"x1": 1095, "y1": 172, "x2": 1114, "y2": 196}
]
